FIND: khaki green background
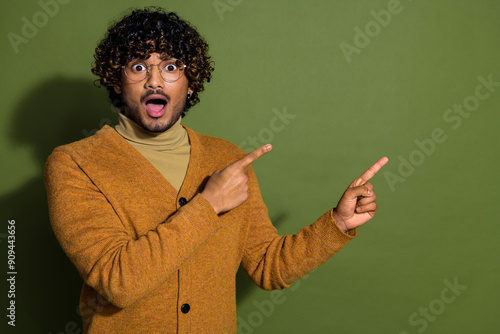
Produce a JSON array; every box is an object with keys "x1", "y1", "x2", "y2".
[{"x1": 1, "y1": 0, "x2": 498, "y2": 333}]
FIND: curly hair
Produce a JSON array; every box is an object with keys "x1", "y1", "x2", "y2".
[{"x1": 91, "y1": 7, "x2": 214, "y2": 116}]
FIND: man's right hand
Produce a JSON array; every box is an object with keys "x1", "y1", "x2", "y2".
[{"x1": 201, "y1": 144, "x2": 272, "y2": 214}]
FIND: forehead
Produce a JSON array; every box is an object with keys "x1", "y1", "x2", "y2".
[{"x1": 146, "y1": 53, "x2": 162, "y2": 61}]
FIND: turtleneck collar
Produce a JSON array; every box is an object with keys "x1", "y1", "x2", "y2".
[{"x1": 114, "y1": 112, "x2": 189, "y2": 151}]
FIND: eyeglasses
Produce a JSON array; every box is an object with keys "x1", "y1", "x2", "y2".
[{"x1": 122, "y1": 59, "x2": 187, "y2": 83}]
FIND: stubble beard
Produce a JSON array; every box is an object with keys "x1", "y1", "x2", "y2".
[{"x1": 121, "y1": 95, "x2": 186, "y2": 133}]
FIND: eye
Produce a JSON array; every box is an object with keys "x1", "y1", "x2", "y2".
[
  {"x1": 163, "y1": 62, "x2": 178, "y2": 72},
  {"x1": 131, "y1": 63, "x2": 147, "y2": 72}
]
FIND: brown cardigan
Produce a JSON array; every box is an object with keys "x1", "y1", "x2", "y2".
[{"x1": 44, "y1": 125, "x2": 356, "y2": 333}]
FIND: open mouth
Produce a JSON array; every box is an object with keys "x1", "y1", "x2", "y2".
[{"x1": 144, "y1": 95, "x2": 168, "y2": 118}]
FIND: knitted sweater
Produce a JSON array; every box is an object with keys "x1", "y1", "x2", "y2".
[{"x1": 44, "y1": 125, "x2": 356, "y2": 333}]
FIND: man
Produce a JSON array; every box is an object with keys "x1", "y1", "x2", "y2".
[{"x1": 44, "y1": 7, "x2": 388, "y2": 333}]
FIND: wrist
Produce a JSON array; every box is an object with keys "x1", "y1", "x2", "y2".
[
  {"x1": 331, "y1": 209, "x2": 349, "y2": 234},
  {"x1": 200, "y1": 191, "x2": 221, "y2": 215}
]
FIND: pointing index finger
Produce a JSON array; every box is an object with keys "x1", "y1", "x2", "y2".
[
  {"x1": 357, "y1": 156, "x2": 389, "y2": 184},
  {"x1": 235, "y1": 144, "x2": 273, "y2": 169}
]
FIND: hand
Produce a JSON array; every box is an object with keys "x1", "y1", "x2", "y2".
[
  {"x1": 201, "y1": 144, "x2": 272, "y2": 214},
  {"x1": 332, "y1": 157, "x2": 389, "y2": 233}
]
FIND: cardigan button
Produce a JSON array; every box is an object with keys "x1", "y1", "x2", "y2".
[
  {"x1": 181, "y1": 303, "x2": 190, "y2": 314},
  {"x1": 178, "y1": 197, "x2": 187, "y2": 206}
]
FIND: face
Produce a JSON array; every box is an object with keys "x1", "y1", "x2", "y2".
[{"x1": 114, "y1": 53, "x2": 192, "y2": 133}]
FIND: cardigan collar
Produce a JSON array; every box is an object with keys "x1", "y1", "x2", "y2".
[{"x1": 97, "y1": 124, "x2": 205, "y2": 198}]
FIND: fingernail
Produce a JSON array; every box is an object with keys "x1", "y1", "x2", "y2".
[{"x1": 367, "y1": 189, "x2": 372, "y2": 195}]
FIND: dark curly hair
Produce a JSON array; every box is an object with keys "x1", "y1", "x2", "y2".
[{"x1": 91, "y1": 7, "x2": 214, "y2": 116}]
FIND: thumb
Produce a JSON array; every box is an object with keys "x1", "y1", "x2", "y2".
[{"x1": 343, "y1": 184, "x2": 372, "y2": 202}]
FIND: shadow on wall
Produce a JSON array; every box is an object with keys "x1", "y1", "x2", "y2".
[
  {"x1": 2, "y1": 76, "x2": 114, "y2": 333},
  {"x1": 2, "y1": 76, "x2": 285, "y2": 332}
]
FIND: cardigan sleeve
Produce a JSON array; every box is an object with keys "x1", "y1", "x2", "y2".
[
  {"x1": 44, "y1": 149, "x2": 222, "y2": 308},
  {"x1": 240, "y1": 165, "x2": 357, "y2": 290}
]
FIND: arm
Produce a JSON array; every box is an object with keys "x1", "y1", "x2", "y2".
[
  {"x1": 45, "y1": 149, "x2": 221, "y2": 308},
  {"x1": 240, "y1": 165, "x2": 357, "y2": 290},
  {"x1": 241, "y1": 157, "x2": 388, "y2": 289}
]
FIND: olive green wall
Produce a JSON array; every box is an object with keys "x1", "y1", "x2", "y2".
[{"x1": 1, "y1": 0, "x2": 498, "y2": 333}]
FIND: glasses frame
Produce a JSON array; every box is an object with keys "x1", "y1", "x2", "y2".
[{"x1": 122, "y1": 59, "x2": 187, "y2": 83}]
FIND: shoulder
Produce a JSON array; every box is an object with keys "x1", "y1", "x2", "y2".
[{"x1": 45, "y1": 125, "x2": 125, "y2": 169}]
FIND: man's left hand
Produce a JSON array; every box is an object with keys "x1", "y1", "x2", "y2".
[{"x1": 332, "y1": 157, "x2": 389, "y2": 233}]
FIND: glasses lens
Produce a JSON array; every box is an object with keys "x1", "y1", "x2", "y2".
[
  {"x1": 124, "y1": 60, "x2": 148, "y2": 82},
  {"x1": 160, "y1": 60, "x2": 185, "y2": 82}
]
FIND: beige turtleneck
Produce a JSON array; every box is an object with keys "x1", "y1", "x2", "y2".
[{"x1": 114, "y1": 113, "x2": 190, "y2": 191}]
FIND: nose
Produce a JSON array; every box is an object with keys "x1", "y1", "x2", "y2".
[{"x1": 144, "y1": 64, "x2": 163, "y2": 89}]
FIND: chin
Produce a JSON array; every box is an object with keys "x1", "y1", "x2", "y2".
[
  {"x1": 143, "y1": 116, "x2": 179, "y2": 133},
  {"x1": 142, "y1": 121, "x2": 170, "y2": 133}
]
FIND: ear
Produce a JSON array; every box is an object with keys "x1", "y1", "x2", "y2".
[{"x1": 114, "y1": 83, "x2": 122, "y2": 94}]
